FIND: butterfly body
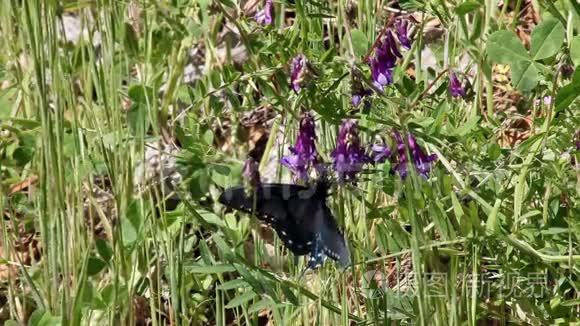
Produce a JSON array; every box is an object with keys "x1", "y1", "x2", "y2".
[{"x1": 219, "y1": 181, "x2": 350, "y2": 269}]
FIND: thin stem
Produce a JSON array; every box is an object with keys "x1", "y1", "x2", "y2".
[{"x1": 409, "y1": 68, "x2": 450, "y2": 109}]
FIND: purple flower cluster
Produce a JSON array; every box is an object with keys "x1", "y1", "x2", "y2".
[
  {"x1": 371, "y1": 131, "x2": 437, "y2": 179},
  {"x1": 449, "y1": 71, "x2": 466, "y2": 98},
  {"x1": 368, "y1": 19, "x2": 412, "y2": 91},
  {"x1": 279, "y1": 115, "x2": 437, "y2": 183},
  {"x1": 254, "y1": 0, "x2": 273, "y2": 25},
  {"x1": 391, "y1": 131, "x2": 437, "y2": 178},
  {"x1": 391, "y1": 131, "x2": 409, "y2": 177},
  {"x1": 331, "y1": 120, "x2": 372, "y2": 182},
  {"x1": 281, "y1": 112, "x2": 320, "y2": 181},
  {"x1": 406, "y1": 133, "x2": 438, "y2": 178},
  {"x1": 290, "y1": 55, "x2": 308, "y2": 93}
]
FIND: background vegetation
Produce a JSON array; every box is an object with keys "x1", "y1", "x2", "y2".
[{"x1": 0, "y1": 0, "x2": 579, "y2": 325}]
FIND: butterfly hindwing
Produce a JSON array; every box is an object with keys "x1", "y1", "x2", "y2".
[{"x1": 318, "y1": 204, "x2": 350, "y2": 267}]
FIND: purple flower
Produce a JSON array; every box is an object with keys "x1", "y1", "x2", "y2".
[
  {"x1": 370, "y1": 144, "x2": 392, "y2": 163},
  {"x1": 395, "y1": 20, "x2": 412, "y2": 49},
  {"x1": 449, "y1": 71, "x2": 466, "y2": 98},
  {"x1": 254, "y1": 0, "x2": 273, "y2": 25},
  {"x1": 281, "y1": 112, "x2": 319, "y2": 181},
  {"x1": 351, "y1": 94, "x2": 363, "y2": 107},
  {"x1": 351, "y1": 70, "x2": 372, "y2": 107},
  {"x1": 407, "y1": 134, "x2": 437, "y2": 178},
  {"x1": 243, "y1": 157, "x2": 261, "y2": 186},
  {"x1": 389, "y1": 131, "x2": 437, "y2": 179},
  {"x1": 392, "y1": 131, "x2": 409, "y2": 178},
  {"x1": 290, "y1": 55, "x2": 308, "y2": 93},
  {"x1": 331, "y1": 120, "x2": 371, "y2": 182},
  {"x1": 352, "y1": 88, "x2": 372, "y2": 107},
  {"x1": 369, "y1": 31, "x2": 401, "y2": 91},
  {"x1": 534, "y1": 96, "x2": 552, "y2": 107}
]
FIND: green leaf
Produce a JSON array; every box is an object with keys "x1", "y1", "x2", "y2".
[
  {"x1": 217, "y1": 278, "x2": 249, "y2": 290},
  {"x1": 198, "y1": 210, "x2": 227, "y2": 228},
  {"x1": 28, "y1": 309, "x2": 62, "y2": 326},
  {"x1": 454, "y1": 1, "x2": 482, "y2": 15},
  {"x1": 127, "y1": 103, "x2": 150, "y2": 137},
  {"x1": 485, "y1": 199, "x2": 503, "y2": 235},
  {"x1": 350, "y1": 29, "x2": 368, "y2": 57},
  {"x1": 530, "y1": 18, "x2": 564, "y2": 60},
  {"x1": 121, "y1": 200, "x2": 145, "y2": 249},
  {"x1": 511, "y1": 60, "x2": 539, "y2": 92},
  {"x1": 540, "y1": 227, "x2": 569, "y2": 235},
  {"x1": 431, "y1": 202, "x2": 455, "y2": 240},
  {"x1": 225, "y1": 291, "x2": 256, "y2": 308},
  {"x1": 218, "y1": 0, "x2": 236, "y2": 8},
  {"x1": 555, "y1": 69, "x2": 580, "y2": 111},
  {"x1": 128, "y1": 84, "x2": 155, "y2": 104},
  {"x1": 189, "y1": 169, "x2": 210, "y2": 199},
  {"x1": 29, "y1": 310, "x2": 46, "y2": 326},
  {"x1": 10, "y1": 118, "x2": 41, "y2": 130},
  {"x1": 87, "y1": 256, "x2": 107, "y2": 276},
  {"x1": 79, "y1": 279, "x2": 96, "y2": 305},
  {"x1": 555, "y1": 83, "x2": 580, "y2": 111},
  {"x1": 384, "y1": 219, "x2": 410, "y2": 250},
  {"x1": 127, "y1": 84, "x2": 154, "y2": 136},
  {"x1": 569, "y1": 35, "x2": 580, "y2": 67},
  {"x1": 248, "y1": 298, "x2": 273, "y2": 314},
  {"x1": 120, "y1": 216, "x2": 138, "y2": 248},
  {"x1": 0, "y1": 88, "x2": 17, "y2": 118},
  {"x1": 487, "y1": 142, "x2": 501, "y2": 161},
  {"x1": 450, "y1": 115, "x2": 480, "y2": 137},
  {"x1": 212, "y1": 162, "x2": 241, "y2": 188},
  {"x1": 95, "y1": 239, "x2": 113, "y2": 262},
  {"x1": 561, "y1": 298, "x2": 580, "y2": 307},
  {"x1": 100, "y1": 284, "x2": 115, "y2": 307},
  {"x1": 13, "y1": 133, "x2": 36, "y2": 167},
  {"x1": 203, "y1": 129, "x2": 214, "y2": 145},
  {"x1": 487, "y1": 30, "x2": 530, "y2": 64},
  {"x1": 186, "y1": 264, "x2": 236, "y2": 274}
]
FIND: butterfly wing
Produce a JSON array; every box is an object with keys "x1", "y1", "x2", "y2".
[
  {"x1": 219, "y1": 184, "x2": 316, "y2": 255},
  {"x1": 219, "y1": 182, "x2": 350, "y2": 268},
  {"x1": 317, "y1": 204, "x2": 350, "y2": 267}
]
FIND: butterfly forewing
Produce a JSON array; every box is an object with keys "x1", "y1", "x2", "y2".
[{"x1": 219, "y1": 185, "x2": 289, "y2": 223}]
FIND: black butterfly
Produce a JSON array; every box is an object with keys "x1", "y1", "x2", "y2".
[{"x1": 218, "y1": 180, "x2": 350, "y2": 269}]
